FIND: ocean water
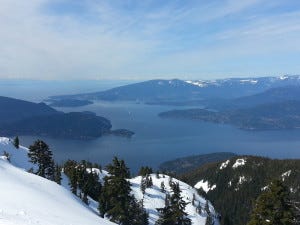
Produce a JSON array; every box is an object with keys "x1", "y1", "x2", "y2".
[
  {"x1": 2, "y1": 79, "x2": 300, "y2": 173},
  {"x1": 18, "y1": 101, "x2": 300, "y2": 173}
]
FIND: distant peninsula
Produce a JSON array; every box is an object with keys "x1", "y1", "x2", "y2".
[
  {"x1": 47, "y1": 99, "x2": 93, "y2": 107},
  {"x1": 159, "y1": 101, "x2": 300, "y2": 130},
  {"x1": 0, "y1": 96, "x2": 133, "y2": 140}
]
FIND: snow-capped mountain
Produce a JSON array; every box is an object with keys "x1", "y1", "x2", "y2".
[
  {"x1": 185, "y1": 74, "x2": 300, "y2": 88},
  {"x1": 50, "y1": 75, "x2": 300, "y2": 102},
  {"x1": 0, "y1": 137, "x2": 218, "y2": 225}
]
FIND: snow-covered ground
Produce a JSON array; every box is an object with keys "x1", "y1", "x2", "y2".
[
  {"x1": 130, "y1": 175, "x2": 218, "y2": 225},
  {"x1": 0, "y1": 137, "x2": 114, "y2": 225},
  {"x1": 0, "y1": 137, "x2": 218, "y2": 225},
  {"x1": 194, "y1": 180, "x2": 217, "y2": 193},
  {"x1": 232, "y1": 158, "x2": 246, "y2": 169},
  {"x1": 64, "y1": 168, "x2": 219, "y2": 225}
]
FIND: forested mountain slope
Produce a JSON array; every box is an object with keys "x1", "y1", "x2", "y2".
[{"x1": 180, "y1": 156, "x2": 300, "y2": 225}]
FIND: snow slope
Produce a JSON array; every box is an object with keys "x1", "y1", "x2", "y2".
[
  {"x1": 62, "y1": 166, "x2": 219, "y2": 225},
  {"x1": 130, "y1": 175, "x2": 219, "y2": 225},
  {"x1": 0, "y1": 137, "x2": 34, "y2": 170},
  {"x1": 1, "y1": 137, "x2": 218, "y2": 225},
  {"x1": 0, "y1": 138, "x2": 114, "y2": 225}
]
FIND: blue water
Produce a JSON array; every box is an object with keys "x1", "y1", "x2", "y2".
[
  {"x1": 2, "y1": 79, "x2": 299, "y2": 173},
  {"x1": 18, "y1": 101, "x2": 300, "y2": 173}
]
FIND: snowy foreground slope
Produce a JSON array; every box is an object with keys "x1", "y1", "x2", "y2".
[
  {"x1": 0, "y1": 137, "x2": 218, "y2": 225},
  {"x1": 0, "y1": 138, "x2": 114, "y2": 225},
  {"x1": 75, "y1": 169, "x2": 219, "y2": 225},
  {"x1": 130, "y1": 175, "x2": 218, "y2": 225}
]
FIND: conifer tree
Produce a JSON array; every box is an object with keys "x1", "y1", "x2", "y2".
[
  {"x1": 69, "y1": 167, "x2": 78, "y2": 195},
  {"x1": 156, "y1": 171, "x2": 160, "y2": 179},
  {"x1": 156, "y1": 182, "x2": 191, "y2": 225},
  {"x1": 13, "y1": 136, "x2": 19, "y2": 149},
  {"x1": 28, "y1": 140, "x2": 55, "y2": 180},
  {"x1": 141, "y1": 178, "x2": 147, "y2": 195},
  {"x1": 138, "y1": 166, "x2": 153, "y2": 177},
  {"x1": 99, "y1": 157, "x2": 148, "y2": 225},
  {"x1": 161, "y1": 181, "x2": 166, "y2": 193},
  {"x1": 205, "y1": 215, "x2": 214, "y2": 225},
  {"x1": 3, "y1": 151, "x2": 10, "y2": 162},
  {"x1": 128, "y1": 199, "x2": 149, "y2": 225},
  {"x1": 54, "y1": 164, "x2": 62, "y2": 185},
  {"x1": 247, "y1": 179, "x2": 295, "y2": 225},
  {"x1": 196, "y1": 201, "x2": 202, "y2": 214}
]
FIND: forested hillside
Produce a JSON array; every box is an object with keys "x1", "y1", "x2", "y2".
[{"x1": 180, "y1": 156, "x2": 300, "y2": 225}]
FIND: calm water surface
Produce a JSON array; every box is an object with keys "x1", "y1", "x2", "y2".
[{"x1": 19, "y1": 101, "x2": 300, "y2": 173}]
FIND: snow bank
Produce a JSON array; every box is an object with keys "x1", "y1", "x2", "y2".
[
  {"x1": 194, "y1": 180, "x2": 216, "y2": 193},
  {"x1": 232, "y1": 158, "x2": 246, "y2": 169},
  {"x1": 219, "y1": 160, "x2": 230, "y2": 170},
  {"x1": 130, "y1": 175, "x2": 217, "y2": 225},
  {"x1": 0, "y1": 137, "x2": 34, "y2": 170},
  {"x1": 281, "y1": 170, "x2": 292, "y2": 181},
  {"x1": 0, "y1": 159, "x2": 114, "y2": 225}
]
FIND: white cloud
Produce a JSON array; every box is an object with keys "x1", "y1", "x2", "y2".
[{"x1": 0, "y1": 0, "x2": 299, "y2": 80}]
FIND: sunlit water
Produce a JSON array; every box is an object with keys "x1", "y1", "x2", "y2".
[{"x1": 19, "y1": 101, "x2": 300, "y2": 173}]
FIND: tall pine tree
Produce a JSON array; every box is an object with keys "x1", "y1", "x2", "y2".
[
  {"x1": 99, "y1": 157, "x2": 148, "y2": 225},
  {"x1": 156, "y1": 182, "x2": 191, "y2": 225},
  {"x1": 54, "y1": 164, "x2": 62, "y2": 185},
  {"x1": 28, "y1": 140, "x2": 55, "y2": 180},
  {"x1": 13, "y1": 136, "x2": 19, "y2": 149}
]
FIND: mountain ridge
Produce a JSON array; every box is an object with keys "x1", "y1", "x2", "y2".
[{"x1": 49, "y1": 75, "x2": 300, "y2": 103}]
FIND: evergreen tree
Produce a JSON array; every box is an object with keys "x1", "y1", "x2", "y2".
[
  {"x1": 138, "y1": 166, "x2": 153, "y2": 177},
  {"x1": 196, "y1": 201, "x2": 202, "y2": 214},
  {"x1": 156, "y1": 182, "x2": 191, "y2": 225},
  {"x1": 69, "y1": 167, "x2": 78, "y2": 195},
  {"x1": 141, "y1": 177, "x2": 147, "y2": 195},
  {"x1": 205, "y1": 200, "x2": 210, "y2": 215},
  {"x1": 161, "y1": 181, "x2": 166, "y2": 193},
  {"x1": 205, "y1": 215, "x2": 214, "y2": 225},
  {"x1": 28, "y1": 140, "x2": 55, "y2": 180},
  {"x1": 156, "y1": 171, "x2": 160, "y2": 179},
  {"x1": 54, "y1": 164, "x2": 62, "y2": 185},
  {"x1": 192, "y1": 193, "x2": 195, "y2": 206},
  {"x1": 13, "y1": 136, "x2": 19, "y2": 149},
  {"x1": 3, "y1": 151, "x2": 10, "y2": 162},
  {"x1": 99, "y1": 157, "x2": 147, "y2": 225},
  {"x1": 247, "y1": 179, "x2": 295, "y2": 225},
  {"x1": 169, "y1": 182, "x2": 192, "y2": 225},
  {"x1": 128, "y1": 199, "x2": 149, "y2": 225},
  {"x1": 63, "y1": 160, "x2": 102, "y2": 201}
]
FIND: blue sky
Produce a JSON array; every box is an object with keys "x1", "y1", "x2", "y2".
[{"x1": 1, "y1": 0, "x2": 300, "y2": 80}]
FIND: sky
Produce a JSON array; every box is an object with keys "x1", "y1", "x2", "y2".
[{"x1": 1, "y1": 0, "x2": 300, "y2": 80}]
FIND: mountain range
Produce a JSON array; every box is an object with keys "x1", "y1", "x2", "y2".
[{"x1": 49, "y1": 75, "x2": 300, "y2": 104}]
